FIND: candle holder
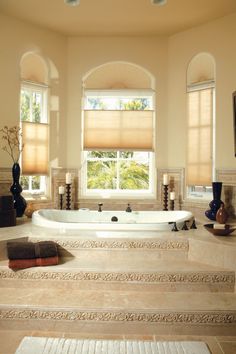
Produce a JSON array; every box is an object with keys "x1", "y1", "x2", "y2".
[
  {"x1": 66, "y1": 183, "x2": 72, "y2": 210},
  {"x1": 59, "y1": 194, "x2": 63, "y2": 210},
  {"x1": 163, "y1": 184, "x2": 169, "y2": 211},
  {"x1": 170, "y1": 199, "x2": 174, "y2": 211}
]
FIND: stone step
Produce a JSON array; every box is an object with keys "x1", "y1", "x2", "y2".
[
  {"x1": 0, "y1": 288, "x2": 236, "y2": 336},
  {"x1": 1, "y1": 234, "x2": 189, "y2": 261},
  {"x1": 0, "y1": 258, "x2": 234, "y2": 292},
  {"x1": 29, "y1": 236, "x2": 189, "y2": 260}
]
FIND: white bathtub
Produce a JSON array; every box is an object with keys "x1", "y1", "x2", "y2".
[{"x1": 32, "y1": 209, "x2": 194, "y2": 231}]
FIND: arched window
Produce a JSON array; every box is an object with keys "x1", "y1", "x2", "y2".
[
  {"x1": 81, "y1": 62, "x2": 156, "y2": 198},
  {"x1": 20, "y1": 52, "x2": 49, "y2": 197},
  {"x1": 186, "y1": 53, "x2": 215, "y2": 199}
]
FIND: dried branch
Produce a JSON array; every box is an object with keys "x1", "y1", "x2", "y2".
[{"x1": 0, "y1": 125, "x2": 24, "y2": 163}]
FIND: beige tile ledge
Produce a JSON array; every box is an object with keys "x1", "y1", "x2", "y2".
[{"x1": 0, "y1": 221, "x2": 236, "y2": 271}]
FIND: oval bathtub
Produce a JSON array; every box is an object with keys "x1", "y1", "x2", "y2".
[{"x1": 32, "y1": 209, "x2": 194, "y2": 231}]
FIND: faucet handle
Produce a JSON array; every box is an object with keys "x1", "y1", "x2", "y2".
[{"x1": 126, "y1": 203, "x2": 132, "y2": 212}]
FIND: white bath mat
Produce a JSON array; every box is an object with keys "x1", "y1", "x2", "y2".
[{"x1": 15, "y1": 337, "x2": 211, "y2": 354}]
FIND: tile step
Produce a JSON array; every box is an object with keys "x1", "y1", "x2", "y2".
[
  {"x1": 0, "y1": 258, "x2": 234, "y2": 292},
  {"x1": 0, "y1": 288, "x2": 236, "y2": 336}
]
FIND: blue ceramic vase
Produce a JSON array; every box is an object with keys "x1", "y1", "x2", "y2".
[{"x1": 205, "y1": 182, "x2": 223, "y2": 221}]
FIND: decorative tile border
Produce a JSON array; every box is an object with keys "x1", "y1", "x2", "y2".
[
  {"x1": 0, "y1": 269, "x2": 234, "y2": 284},
  {"x1": 0, "y1": 308, "x2": 235, "y2": 324},
  {"x1": 29, "y1": 238, "x2": 189, "y2": 250}
]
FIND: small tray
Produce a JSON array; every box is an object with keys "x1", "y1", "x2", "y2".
[{"x1": 204, "y1": 223, "x2": 236, "y2": 236}]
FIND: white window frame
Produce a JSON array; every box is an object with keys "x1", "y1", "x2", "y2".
[
  {"x1": 80, "y1": 89, "x2": 156, "y2": 199},
  {"x1": 20, "y1": 81, "x2": 49, "y2": 199},
  {"x1": 186, "y1": 80, "x2": 215, "y2": 200}
]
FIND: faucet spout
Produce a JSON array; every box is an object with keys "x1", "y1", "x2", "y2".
[{"x1": 98, "y1": 203, "x2": 103, "y2": 212}]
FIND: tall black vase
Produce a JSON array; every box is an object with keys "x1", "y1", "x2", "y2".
[
  {"x1": 205, "y1": 182, "x2": 223, "y2": 221},
  {"x1": 10, "y1": 163, "x2": 27, "y2": 217}
]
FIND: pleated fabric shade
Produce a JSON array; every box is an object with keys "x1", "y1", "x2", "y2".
[
  {"x1": 186, "y1": 88, "x2": 213, "y2": 186},
  {"x1": 83, "y1": 110, "x2": 154, "y2": 151},
  {"x1": 22, "y1": 121, "x2": 49, "y2": 175}
]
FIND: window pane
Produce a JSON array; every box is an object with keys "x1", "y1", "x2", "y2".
[
  {"x1": 87, "y1": 161, "x2": 117, "y2": 189},
  {"x1": 20, "y1": 176, "x2": 29, "y2": 190},
  {"x1": 20, "y1": 90, "x2": 30, "y2": 122},
  {"x1": 32, "y1": 92, "x2": 42, "y2": 123},
  {"x1": 121, "y1": 98, "x2": 151, "y2": 110},
  {"x1": 120, "y1": 161, "x2": 149, "y2": 190},
  {"x1": 32, "y1": 176, "x2": 41, "y2": 190},
  {"x1": 88, "y1": 151, "x2": 117, "y2": 159},
  {"x1": 119, "y1": 151, "x2": 134, "y2": 159}
]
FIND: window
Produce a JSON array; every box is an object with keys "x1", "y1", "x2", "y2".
[
  {"x1": 20, "y1": 83, "x2": 49, "y2": 197},
  {"x1": 81, "y1": 90, "x2": 155, "y2": 198},
  {"x1": 186, "y1": 82, "x2": 215, "y2": 199}
]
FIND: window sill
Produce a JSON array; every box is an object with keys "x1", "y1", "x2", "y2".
[{"x1": 79, "y1": 192, "x2": 156, "y2": 200}]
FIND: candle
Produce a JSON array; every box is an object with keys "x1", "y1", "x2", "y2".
[
  {"x1": 66, "y1": 172, "x2": 72, "y2": 184},
  {"x1": 170, "y1": 191, "x2": 175, "y2": 200},
  {"x1": 59, "y1": 186, "x2": 65, "y2": 195},
  {"x1": 163, "y1": 173, "x2": 169, "y2": 185}
]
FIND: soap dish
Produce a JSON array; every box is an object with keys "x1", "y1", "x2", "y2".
[{"x1": 204, "y1": 223, "x2": 236, "y2": 236}]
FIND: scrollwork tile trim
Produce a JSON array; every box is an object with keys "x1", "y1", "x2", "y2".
[{"x1": 0, "y1": 308, "x2": 235, "y2": 324}]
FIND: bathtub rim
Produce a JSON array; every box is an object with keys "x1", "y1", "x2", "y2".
[{"x1": 32, "y1": 209, "x2": 194, "y2": 231}]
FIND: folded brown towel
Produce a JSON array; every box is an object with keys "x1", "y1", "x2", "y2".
[
  {"x1": 8, "y1": 255, "x2": 59, "y2": 269},
  {"x1": 7, "y1": 241, "x2": 58, "y2": 260}
]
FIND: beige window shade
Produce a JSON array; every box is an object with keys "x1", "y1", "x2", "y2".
[
  {"x1": 186, "y1": 88, "x2": 213, "y2": 186},
  {"x1": 83, "y1": 110, "x2": 154, "y2": 151},
  {"x1": 22, "y1": 121, "x2": 49, "y2": 175}
]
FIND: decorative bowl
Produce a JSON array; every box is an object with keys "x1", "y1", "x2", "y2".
[{"x1": 204, "y1": 223, "x2": 236, "y2": 236}]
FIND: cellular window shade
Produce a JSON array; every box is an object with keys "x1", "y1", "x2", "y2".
[
  {"x1": 83, "y1": 110, "x2": 154, "y2": 151},
  {"x1": 186, "y1": 88, "x2": 213, "y2": 186},
  {"x1": 22, "y1": 121, "x2": 49, "y2": 175}
]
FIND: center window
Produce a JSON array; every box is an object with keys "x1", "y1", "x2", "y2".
[{"x1": 81, "y1": 90, "x2": 155, "y2": 198}]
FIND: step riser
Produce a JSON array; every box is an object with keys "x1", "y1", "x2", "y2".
[
  {"x1": 1, "y1": 315, "x2": 236, "y2": 336},
  {"x1": 0, "y1": 279, "x2": 234, "y2": 292},
  {"x1": 59, "y1": 249, "x2": 189, "y2": 261}
]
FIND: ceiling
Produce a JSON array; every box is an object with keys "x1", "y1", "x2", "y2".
[{"x1": 1, "y1": 0, "x2": 236, "y2": 37}]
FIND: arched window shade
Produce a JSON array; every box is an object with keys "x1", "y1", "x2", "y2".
[
  {"x1": 83, "y1": 110, "x2": 154, "y2": 151},
  {"x1": 186, "y1": 87, "x2": 213, "y2": 186},
  {"x1": 22, "y1": 121, "x2": 49, "y2": 175}
]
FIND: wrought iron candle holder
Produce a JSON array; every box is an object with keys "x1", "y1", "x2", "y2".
[
  {"x1": 163, "y1": 184, "x2": 169, "y2": 211},
  {"x1": 60, "y1": 194, "x2": 63, "y2": 210},
  {"x1": 170, "y1": 199, "x2": 174, "y2": 211},
  {"x1": 66, "y1": 183, "x2": 72, "y2": 210}
]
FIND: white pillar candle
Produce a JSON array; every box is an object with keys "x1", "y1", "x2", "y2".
[
  {"x1": 59, "y1": 186, "x2": 65, "y2": 195},
  {"x1": 66, "y1": 172, "x2": 72, "y2": 184},
  {"x1": 170, "y1": 191, "x2": 175, "y2": 200},
  {"x1": 163, "y1": 173, "x2": 169, "y2": 185}
]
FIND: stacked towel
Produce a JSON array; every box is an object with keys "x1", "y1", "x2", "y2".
[{"x1": 7, "y1": 241, "x2": 59, "y2": 269}]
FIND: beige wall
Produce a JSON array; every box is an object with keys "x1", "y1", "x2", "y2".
[
  {"x1": 0, "y1": 14, "x2": 68, "y2": 169},
  {"x1": 66, "y1": 36, "x2": 169, "y2": 169},
  {"x1": 168, "y1": 12, "x2": 236, "y2": 170},
  {"x1": 1, "y1": 11, "x2": 236, "y2": 183}
]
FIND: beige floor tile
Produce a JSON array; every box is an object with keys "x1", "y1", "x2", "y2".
[
  {"x1": 218, "y1": 341, "x2": 236, "y2": 354},
  {"x1": 0, "y1": 331, "x2": 29, "y2": 354}
]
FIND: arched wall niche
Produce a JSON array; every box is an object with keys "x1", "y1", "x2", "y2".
[
  {"x1": 83, "y1": 61, "x2": 155, "y2": 90},
  {"x1": 20, "y1": 52, "x2": 49, "y2": 84},
  {"x1": 187, "y1": 52, "x2": 215, "y2": 85}
]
